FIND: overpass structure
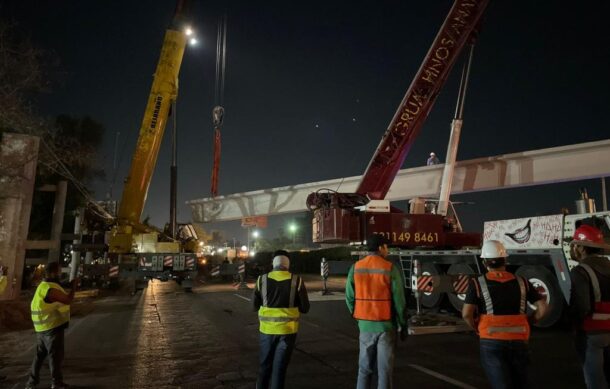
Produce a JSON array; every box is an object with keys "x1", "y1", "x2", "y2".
[{"x1": 187, "y1": 139, "x2": 610, "y2": 223}]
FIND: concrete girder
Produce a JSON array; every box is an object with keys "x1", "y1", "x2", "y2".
[{"x1": 187, "y1": 139, "x2": 610, "y2": 223}]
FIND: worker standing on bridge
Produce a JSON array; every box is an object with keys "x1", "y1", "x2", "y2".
[
  {"x1": 252, "y1": 250, "x2": 310, "y2": 389},
  {"x1": 346, "y1": 234, "x2": 406, "y2": 389},
  {"x1": 567, "y1": 224, "x2": 610, "y2": 389},
  {"x1": 427, "y1": 152, "x2": 440, "y2": 166},
  {"x1": 26, "y1": 262, "x2": 78, "y2": 389},
  {"x1": 462, "y1": 240, "x2": 547, "y2": 389}
]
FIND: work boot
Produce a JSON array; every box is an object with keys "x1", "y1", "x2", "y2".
[{"x1": 51, "y1": 383, "x2": 69, "y2": 389}]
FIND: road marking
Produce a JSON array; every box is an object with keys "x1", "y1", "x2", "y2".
[
  {"x1": 408, "y1": 364, "x2": 477, "y2": 389},
  {"x1": 234, "y1": 293, "x2": 251, "y2": 302},
  {"x1": 308, "y1": 293, "x2": 346, "y2": 302}
]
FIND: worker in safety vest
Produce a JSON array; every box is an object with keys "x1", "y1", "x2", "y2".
[
  {"x1": 346, "y1": 234, "x2": 406, "y2": 389},
  {"x1": 567, "y1": 224, "x2": 610, "y2": 389},
  {"x1": 0, "y1": 265, "x2": 7, "y2": 382},
  {"x1": 26, "y1": 262, "x2": 78, "y2": 389},
  {"x1": 252, "y1": 250, "x2": 310, "y2": 389},
  {"x1": 0, "y1": 265, "x2": 8, "y2": 297},
  {"x1": 462, "y1": 240, "x2": 547, "y2": 389}
]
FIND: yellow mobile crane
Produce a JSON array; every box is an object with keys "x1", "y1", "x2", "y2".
[{"x1": 107, "y1": 0, "x2": 201, "y2": 291}]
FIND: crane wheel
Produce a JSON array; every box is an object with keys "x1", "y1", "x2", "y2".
[
  {"x1": 447, "y1": 264, "x2": 476, "y2": 312},
  {"x1": 515, "y1": 265, "x2": 563, "y2": 328},
  {"x1": 419, "y1": 263, "x2": 444, "y2": 308}
]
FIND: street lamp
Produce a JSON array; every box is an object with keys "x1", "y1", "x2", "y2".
[
  {"x1": 289, "y1": 223, "x2": 297, "y2": 244},
  {"x1": 251, "y1": 230, "x2": 260, "y2": 251}
]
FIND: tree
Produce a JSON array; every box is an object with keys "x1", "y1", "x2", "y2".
[
  {"x1": 0, "y1": 20, "x2": 48, "y2": 136},
  {"x1": 0, "y1": 20, "x2": 106, "y2": 234}
]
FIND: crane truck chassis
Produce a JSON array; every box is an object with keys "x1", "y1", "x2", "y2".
[
  {"x1": 72, "y1": 0, "x2": 203, "y2": 293},
  {"x1": 360, "y1": 210, "x2": 610, "y2": 328}
]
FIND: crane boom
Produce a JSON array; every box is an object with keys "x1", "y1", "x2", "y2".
[
  {"x1": 117, "y1": 4, "x2": 188, "y2": 225},
  {"x1": 307, "y1": 0, "x2": 489, "y2": 246},
  {"x1": 357, "y1": 0, "x2": 488, "y2": 200}
]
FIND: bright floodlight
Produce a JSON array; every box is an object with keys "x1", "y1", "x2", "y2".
[
  {"x1": 189, "y1": 38, "x2": 198, "y2": 46},
  {"x1": 217, "y1": 248, "x2": 224, "y2": 253},
  {"x1": 185, "y1": 27, "x2": 193, "y2": 36},
  {"x1": 289, "y1": 224, "x2": 297, "y2": 232},
  {"x1": 241, "y1": 245, "x2": 248, "y2": 251},
  {"x1": 250, "y1": 251, "x2": 256, "y2": 257},
  {"x1": 252, "y1": 230, "x2": 260, "y2": 238}
]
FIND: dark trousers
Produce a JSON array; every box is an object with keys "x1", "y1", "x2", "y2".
[
  {"x1": 574, "y1": 332, "x2": 610, "y2": 388},
  {"x1": 479, "y1": 339, "x2": 530, "y2": 389},
  {"x1": 256, "y1": 333, "x2": 297, "y2": 389},
  {"x1": 27, "y1": 327, "x2": 65, "y2": 385}
]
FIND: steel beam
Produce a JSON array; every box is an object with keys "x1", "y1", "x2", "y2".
[{"x1": 188, "y1": 139, "x2": 610, "y2": 223}]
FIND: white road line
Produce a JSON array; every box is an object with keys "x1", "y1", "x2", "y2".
[
  {"x1": 65, "y1": 316, "x2": 85, "y2": 335},
  {"x1": 408, "y1": 363, "x2": 477, "y2": 389},
  {"x1": 234, "y1": 293, "x2": 251, "y2": 302}
]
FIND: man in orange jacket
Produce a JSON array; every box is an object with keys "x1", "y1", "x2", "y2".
[
  {"x1": 462, "y1": 240, "x2": 547, "y2": 389},
  {"x1": 346, "y1": 234, "x2": 406, "y2": 389}
]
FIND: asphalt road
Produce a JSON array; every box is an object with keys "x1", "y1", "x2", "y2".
[{"x1": 0, "y1": 279, "x2": 587, "y2": 389}]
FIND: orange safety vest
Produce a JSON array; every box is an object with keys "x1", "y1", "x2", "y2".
[
  {"x1": 578, "y1": 264, "x2": 610, "y2": 332},
  {"x1": 476, "y1": 271, "x2": 530, "y2": 341},
  {"x1": 353, "y1": 255, "x2": 393, "y2": 321}
]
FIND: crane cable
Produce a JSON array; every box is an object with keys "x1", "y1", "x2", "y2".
[{"x1": 210, "y1": 12, "x2": 227, "y2": 197}]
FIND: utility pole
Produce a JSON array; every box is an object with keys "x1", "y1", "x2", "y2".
[
  {"x1": 70, "y1": 209, "x2": 83, "y2": 282},
  {"x1": 603, "y1": 177, "x2": 608, "y2": 211}
]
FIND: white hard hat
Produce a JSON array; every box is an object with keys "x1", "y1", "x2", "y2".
[
  {"x1": 430, "y1": 152, "x2": 436, "y2": 156},
  {"x1": 272, "y1": 255, "x2": 290, "y2": 270},
  {"x1": 480, "y1": 240, "x2": 508, "y2": 259}
]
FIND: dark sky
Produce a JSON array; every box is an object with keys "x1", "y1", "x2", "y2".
[{"x1": 3, "y1": 1, "x2": 610, "y2": 245}]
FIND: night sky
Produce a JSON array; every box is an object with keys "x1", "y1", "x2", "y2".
[{"x1": 3, "y1": 1, "x2": 609, "y2": 244}]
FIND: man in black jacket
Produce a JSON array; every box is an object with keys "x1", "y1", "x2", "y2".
[
  {"x1": 569, "y1": 224, "x2": 610, "y2": 389},
  {"x1": 252, "y1": 250, "x2": 310, "y2": 389}
]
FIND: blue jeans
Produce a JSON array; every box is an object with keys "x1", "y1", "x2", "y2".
[
  {"x1": 357, "y1": 331, "x2": 396, "y2": 389},
  {"x1": 256, "y1": 333, "x2": 297, "y2": 389},
  {"x1": 574, "y1": 332, "x2": 610, "y2": 389},
  {"x1": 479, "y1": 339, "x2": 530, "y2": 389}
]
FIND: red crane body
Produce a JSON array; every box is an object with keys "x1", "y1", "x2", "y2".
[{"x1": 307, "y1": 0, "x2": 488, "y2": 247}]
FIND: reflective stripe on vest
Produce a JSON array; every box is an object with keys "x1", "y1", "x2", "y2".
[
  {"x1": 579, "y1": 263, "x2": 610, "y2": 331},
  {"x1": 477, "y1": 273, "x2": 530, "y2": 341},
  {"x1": 0, "y1": 275, "x2": 7, "y2": 295},
  {"x1": 258, "y1": 272, "x2": 300, "y2": 335},
  {"x1": 30, "y1": 281, "x2": 70, "y2": 332},
  {"x1": 353, "y1": 255, "x2": 392, "y2": 321}
]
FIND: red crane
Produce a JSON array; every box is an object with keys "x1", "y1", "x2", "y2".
[{"x1": 306, "y1": 0, "x2": 489, "y2": 247}]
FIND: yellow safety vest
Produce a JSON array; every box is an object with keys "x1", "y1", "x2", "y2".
[
  {"x1": 0, "y1": 275, "x2": 7, "y2": 296},
  {"x1": 258, "y1": 271, "x2": 300, "y2": 335},
  {"x1": 31, "y1": 281, "x2": 70, "y2": 332}
]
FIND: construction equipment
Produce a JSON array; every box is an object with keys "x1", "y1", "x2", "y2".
[
  {"x1": 210, "y1": 13, "x2": 228, "y2": 198},
  {"x1": 401, "y1": 205, "x2": 610, "y2": 328},
  {"x1": 104, "y1": 0, "x2": 202, "y2": 291},
  {"x1": 300, "y1": 0, "x2": 610, "y2": 330},
  {"x1": 306, "y1": 0, "x2": 487, "y2": 249}
]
